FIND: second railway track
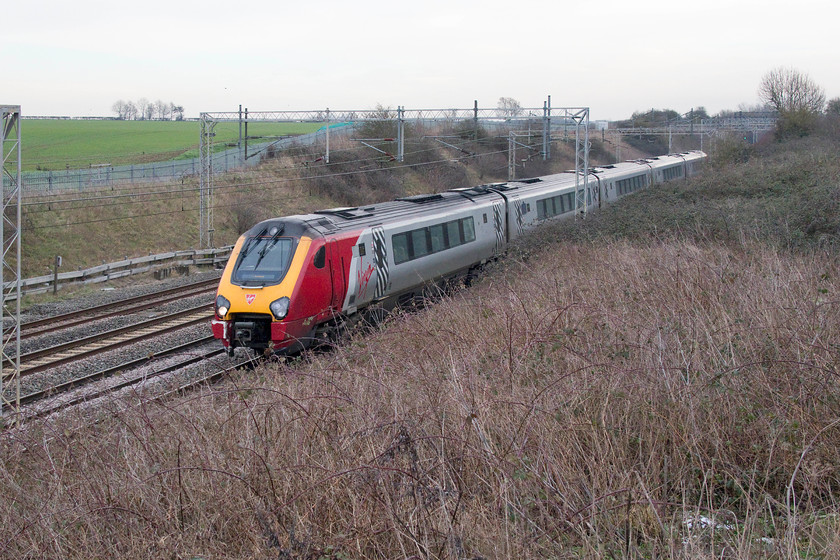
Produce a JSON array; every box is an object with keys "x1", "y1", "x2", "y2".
[
  {"x1": 0, "y1": 272, "x2": 260, "y2": 429},
  {"x1": 8, "y1": 304, "x2": 213, "y2": 376},
  {"x1": 19, "y1": 277, "x2": 219, "y2": 340}
]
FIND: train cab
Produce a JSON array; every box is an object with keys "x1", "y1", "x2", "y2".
[{"x1": 211, "y1": 218, "x2": 337, "y2": 356}]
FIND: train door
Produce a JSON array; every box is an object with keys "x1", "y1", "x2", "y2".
[
  {"x1": 508, "y1": 195, "x2": 524, "y2": 240},
  {"x1": 350, "y1": 226, "x2": 389, "y2": 306},
  {"x1": 492, "y1": 201, "x2": 506, "y2": 255},
  {"x1": 327, "y1": 239, "x2": 346, "y2": 312},
  {"x1": 370, "y1": 226, "x2": 389, "y2": 300},
  {"x1": 593, "y1": 175, "x2": 603, "y2": 209}
]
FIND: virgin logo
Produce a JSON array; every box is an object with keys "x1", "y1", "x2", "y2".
[{"x1": 246, "y1": 294, "x2": 256, "y2": 304}]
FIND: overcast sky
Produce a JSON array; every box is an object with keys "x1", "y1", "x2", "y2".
[{"x1": 3, "y1": 0, "x2": 837, "y2": 121}]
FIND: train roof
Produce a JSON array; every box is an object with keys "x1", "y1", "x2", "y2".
[
  {"x1": 246, "y1": 150, "x2": 706, "y2": 238},
  {"x1": 278, "y1": 185, "x2": 509, "y2": 236}
]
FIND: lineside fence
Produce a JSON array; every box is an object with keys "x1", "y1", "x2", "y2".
[
  {"x1": 15, "y1": 129, "x2": 333, "y2": 194},
  {"x1": 2, "y1": 246, "x2": 233, "y2": 299}
]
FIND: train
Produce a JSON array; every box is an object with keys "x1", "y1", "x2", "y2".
[{"x1": 211, "y1": 150, "x2": 706, "y2": 356}]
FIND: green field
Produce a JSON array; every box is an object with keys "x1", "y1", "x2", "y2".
[{"x1": 20, "y1": 119, "x2": 324, "y2": 171}]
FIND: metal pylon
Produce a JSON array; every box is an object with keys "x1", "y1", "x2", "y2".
[
  {"x1": 199, "y1": 113, "x2": 216, "y2": 248},
  {"x1": 1, "y1": 105, "x2": 22, "y2": 425},
  {"x1": 572, "y1": 108, "x2": 590, "y2": 217}
]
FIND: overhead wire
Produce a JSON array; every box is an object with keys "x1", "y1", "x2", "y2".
[
  {"x1": 20, "y1": 135, "x2": 507, "y2": 215},
  {"x1": 19, "y1": 137, "x2": 427, "y2": 207},
  {"x1": 24, "y1": 133, "x2": 486, "y2": 204},
  {"x1": 21, "y1": 140, "x2": 512, "y2": 230}
]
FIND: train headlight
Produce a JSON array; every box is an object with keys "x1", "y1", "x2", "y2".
[
  {"x1": 269, "y1": 297, "x2": 290, "y2": 320},
  {"x1": 215, "y1": 295, "x2": 231, "y2": 318}
]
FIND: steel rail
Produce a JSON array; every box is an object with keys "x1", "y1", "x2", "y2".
[
  {"x1": 20, "y1": 277, "x2": 218, "y2": 334},
  {"x1": 20, "y1": 336, "x2": 217, "y2": 407},
  {"x1": 21, "y1": 339, "x2": 227, "y2": 421},
  {"x1": 3, "y1": 305, "x2": 212, "y2": 375}
]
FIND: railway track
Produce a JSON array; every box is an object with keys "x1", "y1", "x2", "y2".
[
  {"x1": 19, "y1": 277, "x2": 218, "y2": 340},
  {"x1": 20, "y1": 342, "x2": 254, "y2": 426},
  {"x1": 5, "y1": 304, "x2": 213, "y2": 376},
  {"x1": 20, "y1": 336, "x2": 241, "y2": 421},
  {"x1": 3, "y1": 275, "x2": 264, "y2": 427}
]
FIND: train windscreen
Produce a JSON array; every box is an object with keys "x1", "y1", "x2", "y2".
[{"x1": 232, "y1": 236, "x2": 295, "y2": 285}]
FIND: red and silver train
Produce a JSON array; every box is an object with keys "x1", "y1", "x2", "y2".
[{"x1": 211, "y1": 151, "x2": 705, "y2": 355}]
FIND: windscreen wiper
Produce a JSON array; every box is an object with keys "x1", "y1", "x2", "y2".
[
  {"x1": 239, "y1": 226, "x2": 268, "y2": 260},
  {"x1": 252, "y1": 225, "x2": 285, "y2": 269}
]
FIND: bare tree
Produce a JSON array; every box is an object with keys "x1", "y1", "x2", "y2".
[
  {"x1": 737, "y1": 102, "x2": 774, "y2": 113},
  {"x1": 758, "y1": 67, "x2": 825, "y2": 136},
  {"x1": 497, "y1": 97, "x2": 522, "y2": 118},
  {"x1": 134, "y1": 98, "x2": 149, "y2": 120},
  {"x1": 111, "y1": 98, "x2": 184, "y2": 120},
  {"x1": 155, "y1": 99, "x2": 170, "y2": 120},
  {"x1": 111, "y1": 99, "x2": 128, "y2": 119}
]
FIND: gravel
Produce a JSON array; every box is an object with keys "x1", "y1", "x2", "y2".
[
  {"x1": 20, "y1": 268, "x2": 222, "y2": 320},
  {"x1": 4, "y1": 268, "x2": 245, "y2": 412}
]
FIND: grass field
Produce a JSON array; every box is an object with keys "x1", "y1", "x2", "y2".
[{"x1": 20, "y1": 119, "x2": 324, "y2": 171}]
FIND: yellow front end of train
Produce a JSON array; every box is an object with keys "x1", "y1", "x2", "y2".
[{"x1": 211, "y1": 225, "x2": 314, "y2": 355}]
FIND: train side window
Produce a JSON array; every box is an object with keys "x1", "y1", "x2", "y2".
[
  {"x1": 358, "y1": 243, "x2": 366, "y2": 257},
  {"x1": 393, "y1": 233, "x2": 410, "y2": 264},
  {"x1": 313, "y1": 246, "x2": 326, "y2": 269},
  {"x1": 411, "y1": 228, "x2": 430, "y2": 259},
  {"x1": 430, "y1": 224, "x2": 446, "y2": 252},
  {"x1": 483, "y1": 213, "x2": 488, "y2": 224},
  {"x1": 461, "y1": 217, "x2": 476, "y2": 243},
  {"x1": 446, "y1": 220, "x2": 462, "y2": 246}
]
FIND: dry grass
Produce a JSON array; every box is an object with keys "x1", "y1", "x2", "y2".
[
  {"x1": 4, "y1": 134, "x2": 839, "y2": 558},
  {"x1": 2, "y1": 237, "x2": 838, "y2": 559}
]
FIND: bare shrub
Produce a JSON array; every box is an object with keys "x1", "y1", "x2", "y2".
[
  {"x1": 225, "y1": 192, "x2": 266, "y2": 235},
  {"x1": 355, "y1": 104, "x2": 400, "y2": 140},
  {"x1": 710, "y1": 133, "x2": 753, "y2": 166},
  {"x1": 3, "y1": 238, "x2": 839, "y2": 558}
]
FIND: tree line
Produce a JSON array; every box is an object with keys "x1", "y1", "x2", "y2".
[
  {"x1": 611, "y1": 66, "x2": 839, "y2": 139},
  {"x1": 111, "y1": 99, "x2": 185, "y2": 121}
]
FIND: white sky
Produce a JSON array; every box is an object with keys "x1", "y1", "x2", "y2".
[{"x1": 2, "y1": 0, "x2": 837, "y2": 121}]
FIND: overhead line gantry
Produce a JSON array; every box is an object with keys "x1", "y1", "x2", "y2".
[{"x1": 199, "y1": 100, "x2": 590, "y2": 248}]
